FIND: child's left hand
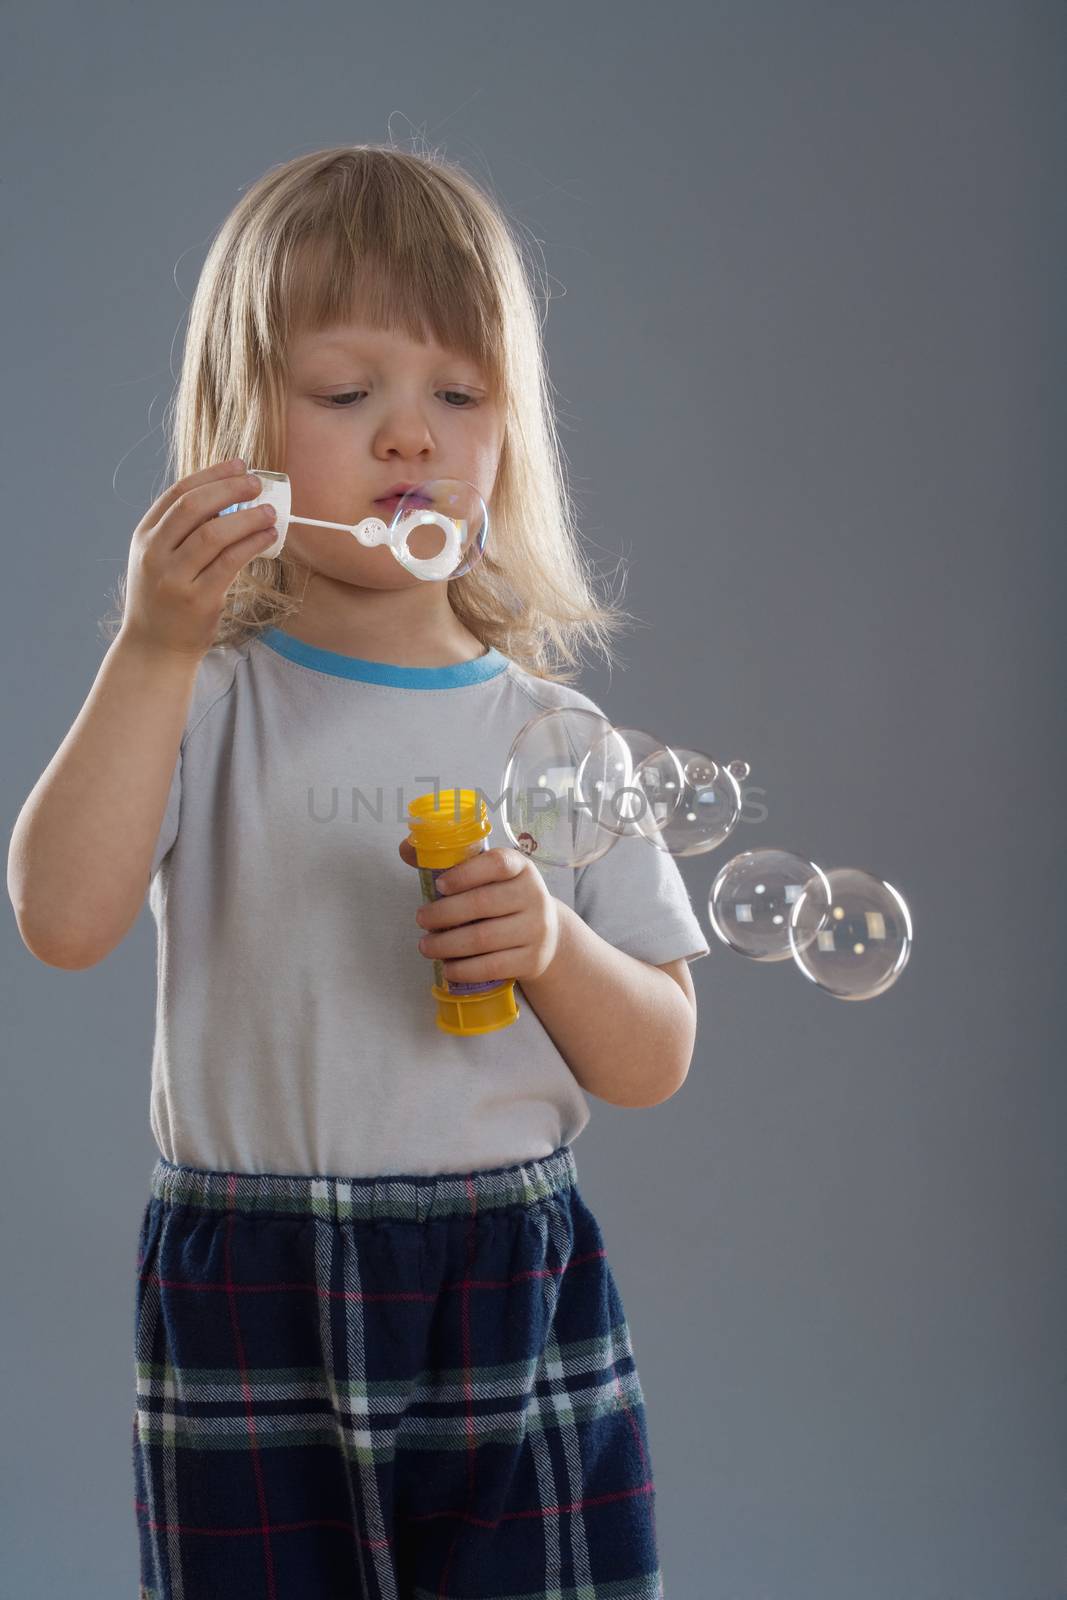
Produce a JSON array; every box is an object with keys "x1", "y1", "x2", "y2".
[{"x1": 398, "y1": 836, "x2": 562, "y2": 983}]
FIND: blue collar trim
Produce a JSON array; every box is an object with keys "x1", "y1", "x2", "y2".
[{"x1": 257, "y1": 627, "x2": 510, "y2": 688}]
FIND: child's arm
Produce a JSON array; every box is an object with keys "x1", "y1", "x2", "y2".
[
  {"x1": 519, "y1": 904, "x2": 698, "y2": 1108},
  {"x1": 8, "y1": 459, "x2": 275, "y2": 969},
  {"x1": 7, "y1": 632, "x2": 200, "y2": 969},
  {"x1": 404, "y1": 840, "x2": 699, "y2": 1107}
]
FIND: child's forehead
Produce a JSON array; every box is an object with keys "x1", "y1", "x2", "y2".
[{"x1": 289, "y1": 321, "x2": 474, "y2": 364}]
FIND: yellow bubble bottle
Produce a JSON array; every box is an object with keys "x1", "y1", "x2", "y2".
[{"x1": 407, "y1": 787, "x2": 521, "y2": 1036}]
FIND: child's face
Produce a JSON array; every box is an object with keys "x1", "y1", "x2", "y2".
[{"x1": 281, "y1": 319, "x2": 504, "y2": 589}]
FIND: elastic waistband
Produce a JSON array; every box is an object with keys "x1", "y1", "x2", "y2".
[{"x1": 148, "y1": 1144, "x2": 578, "y2": 1224}]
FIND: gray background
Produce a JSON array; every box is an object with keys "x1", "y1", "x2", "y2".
[{"x1": 3, "y1": 2, "x2": 1063, "y2": 1596}]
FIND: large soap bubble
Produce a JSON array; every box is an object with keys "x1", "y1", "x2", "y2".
[
  {"x1": 500, "y1": 707, "x2": 631, "y2": 867},
  {"x1": 709, "y1": 849, "x2": 832, "y2": 961},
  {"x1": 222, "y1": 472, "x2": 488, "y2": 581},
  {"x1": 789, "y1": 867, "x2": 912, "y2": 999}
]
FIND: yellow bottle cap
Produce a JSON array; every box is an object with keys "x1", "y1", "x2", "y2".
[
  {"x1": 408, "y1": 788, "x2": 490, "y2": 866},
  {"x1": 431, "y1": 979, "x2": 521, "y2": 1035}
]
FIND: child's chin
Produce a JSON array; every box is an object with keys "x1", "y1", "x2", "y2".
[{"x1": 347, "y1": 562, "x2": 427, "y2": 592}]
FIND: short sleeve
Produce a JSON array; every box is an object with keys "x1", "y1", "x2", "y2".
[
  {"x1": 145, "y1": 642, "x2": 245, "y2": 883},
  {"x1": 150, "y1": 745, "x2": 183, "y2": 879},
  {"x1": 573, "y1": 831, "x2": 711, "y2": 966}
]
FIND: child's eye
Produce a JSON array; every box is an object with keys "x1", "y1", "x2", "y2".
[{"x1": 322, "y1": 391, "x2": 479, "y2": 409}]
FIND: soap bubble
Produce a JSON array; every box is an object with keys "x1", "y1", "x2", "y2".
[
  {"x1": 638, "y1": 750, "x2": 744, "y2": 857},
  {"x1": 709, "y1": 849, "x2": 831, "y2": 961},
  {"x1": 375, "y1": 479, "x2": 488, "y2": 580},
  {"x1": 501, "y1": 707, "x2": 629, "y2": 867},
  {"x1": 576, "y1": 726, "x2": 687, "y2": 838},
  {"x1": 789, "y1": 868, "x2": 912, "y2": 999}
]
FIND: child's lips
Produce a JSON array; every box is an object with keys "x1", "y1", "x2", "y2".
[{"x1": 376, "y1": 494, "x2": 432, "y2": 519}]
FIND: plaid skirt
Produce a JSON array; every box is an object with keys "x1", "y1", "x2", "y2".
[{"x1": 132, "y1": 1143, "x2": 664, "y2": 1598}]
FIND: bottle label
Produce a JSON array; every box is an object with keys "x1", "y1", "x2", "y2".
[{"x1": 417, "y1": 863, "x2": 504, "y2": 995}]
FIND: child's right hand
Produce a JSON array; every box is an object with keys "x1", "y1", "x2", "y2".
[{"x1": 118, "y1": 457, "x2": 279, "y2": 662}]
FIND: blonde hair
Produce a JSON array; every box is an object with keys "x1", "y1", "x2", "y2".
[{"x1": 101, "y1": 143, "x2": 637, "y2": 683}]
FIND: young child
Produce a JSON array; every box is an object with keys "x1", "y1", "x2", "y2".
[{"x1": 9, "y1": 144, "x2": 709, "y2": 1599}]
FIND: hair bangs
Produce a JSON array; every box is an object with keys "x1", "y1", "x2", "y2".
[{"x1": 275, "y1": 183, "x2": 502, "y2": 395}]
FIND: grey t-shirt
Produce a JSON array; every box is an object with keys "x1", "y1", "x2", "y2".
[{"x1": 147, "y1": 626, "x2": 710, "y2": 1177}]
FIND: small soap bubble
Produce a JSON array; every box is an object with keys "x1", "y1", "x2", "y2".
[
  {"x1": 789, "y1": 867, "x2": 912, "y2": 999},
  {"x1": 709, "y1": 849, "x2": 831, "y2": 961},
  {"x1": 501, "y1": 707, "x2": 627, "y2": 867},
  {"x1": 685, "y1": 756, "x2": 719, "y2": 786},
  {"x1": 726, "y1": 759, "x2": 750, "y2": 782}
]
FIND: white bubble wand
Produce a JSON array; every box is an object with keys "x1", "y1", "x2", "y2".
[{"x1": 222, "y1": 471, "x2": 486, "y2": 582}]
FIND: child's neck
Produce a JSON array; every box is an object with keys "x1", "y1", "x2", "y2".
[{"x1": 275, "y1": 574, "x2": 487, "y2": 668}]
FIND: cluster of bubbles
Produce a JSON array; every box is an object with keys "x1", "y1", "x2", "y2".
[{"x1": 497, "y1": 708, "x2": 913, "y2": 1002}]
